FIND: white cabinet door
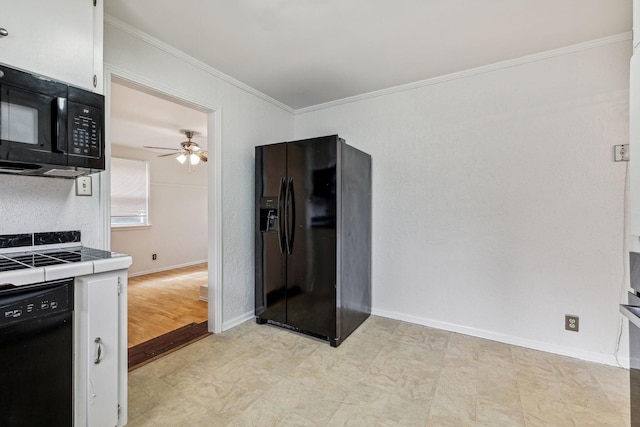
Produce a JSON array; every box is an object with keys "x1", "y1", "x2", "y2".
[
  {"x1": 0, "y1": 0, "x2": 100, "y2": 90},
  {"x1": 631, "y1": 52, "x2": 640, "y2": 236},
  {"x1": 75, "y1": 270, "x2": 128, "y2": 427},
  {"x1": 86, "y1": 275, "x2": 120, "y2": 427},
  {"x1": 635, "y1": 0, "x2": 640, "y2": 51}
]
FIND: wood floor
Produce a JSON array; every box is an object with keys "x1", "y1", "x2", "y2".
[{"x1": 127, "y1": 263, "x2": 208, "y2": 348}]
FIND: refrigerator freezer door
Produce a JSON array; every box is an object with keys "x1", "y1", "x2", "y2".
[
  {"x1": 255, "y1": 143, "x2": 288, "y2": 324},
  {"x1": 285, "y1": 136, "x2": 338, "y2": 338}
]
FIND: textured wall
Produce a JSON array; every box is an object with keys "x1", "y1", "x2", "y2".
[
  {"x1": 105, "y1": 23, "x2": 295, "y2": 326},
  {"x1": 0, "y1": 174, "x2": 104, "y2": 247},
  {"x1": 296, "y1": 40, "x2": 631, "y2": 363}
]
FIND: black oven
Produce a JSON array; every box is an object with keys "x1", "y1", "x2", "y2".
[
  {"x1": 0, "y1": 279, "x2": 74, "y2": 426},
  {"x1": 0, "y1": 63, "x2": 104, "y2": 178}
]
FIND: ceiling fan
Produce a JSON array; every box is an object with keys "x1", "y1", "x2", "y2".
[{"x1": 144, "y1": 130, "x2": 208, "y2": 171}]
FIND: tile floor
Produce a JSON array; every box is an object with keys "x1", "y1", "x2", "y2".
[{"x1": 127, "y1": 316, "x2": 630, "y2": 426}]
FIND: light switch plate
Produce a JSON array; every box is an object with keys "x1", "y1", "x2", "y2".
[{"x1": 76, "y1": 176, "x2": 92, "y2": 196}]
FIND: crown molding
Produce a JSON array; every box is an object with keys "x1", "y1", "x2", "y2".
[
  {"x1": 296, "y1": 32, "x2": 633, "y2": 115},
  {"x1": 104, "y1": 15, "x2": 295, "y2": 114}
]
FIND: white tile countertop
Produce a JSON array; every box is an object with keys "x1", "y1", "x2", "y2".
[{"x1": 0, "y1": 246, "x2": 132, "y2": 286}]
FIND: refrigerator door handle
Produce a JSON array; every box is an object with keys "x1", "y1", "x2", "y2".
[
  {"x1": 277, "y1": 177, "x2": 286, "y2": 253},
  {"x1": 285, "y1": 177, "x2": 296, "y2": 254},
  {"x1": 289, "y1": 177, "x2": 296, "y2": 254},
  {"x1": 284, "y1": 177, "x2": 291, "y2": 254}
]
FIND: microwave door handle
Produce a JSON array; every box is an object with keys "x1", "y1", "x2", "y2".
[{"x1": 54, "y1": 97, "x2": 67, "y2": 153}]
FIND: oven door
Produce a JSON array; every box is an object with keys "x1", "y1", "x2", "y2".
[
  {"x1": 0, "y1": 280, "x2": 74, "y2": 427},
  {"x1": 0, "y1": 67, "x2": 68, "y2": 166}
]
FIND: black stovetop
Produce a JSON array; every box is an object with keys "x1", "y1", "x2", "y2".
[{"x1": 0, "y1": 247, "x2": 118, "y2": 272}]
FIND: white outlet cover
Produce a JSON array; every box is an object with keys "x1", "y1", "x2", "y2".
[
  {"x1": 615, "y1": 144, "x2": 629, "y2": 162},
  {"x1": 76, "y1": 176, "x2": 92, "y2": 196}
]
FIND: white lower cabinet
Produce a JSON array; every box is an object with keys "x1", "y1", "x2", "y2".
[{"x1": 75, "y1": 270, "x2": 128, "y2": 427}]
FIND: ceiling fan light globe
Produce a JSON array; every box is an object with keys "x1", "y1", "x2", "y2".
[
  {"x1": 190, "y1": 153, "x2": 200, "y2": 165},
  {"x1": 176, "y1": 153, "x2": 187, "y2": 164}
]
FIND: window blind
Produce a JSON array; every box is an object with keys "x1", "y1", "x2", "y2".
[{"x1": 111, "y1": 157, "x2": 149, "y2": 225}]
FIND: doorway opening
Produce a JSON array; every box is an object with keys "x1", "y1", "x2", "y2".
[{"x1": 103, "y1": 69, "x2": 222, "y2": 368}]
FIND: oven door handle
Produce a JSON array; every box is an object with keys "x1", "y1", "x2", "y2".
[{"x1": 94, "y1": 337, "x2": 103, "y2": 364}]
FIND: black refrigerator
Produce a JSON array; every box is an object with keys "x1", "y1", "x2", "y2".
[{"x1": 255, "y1": 135, "x2": 371, "y2": 347}]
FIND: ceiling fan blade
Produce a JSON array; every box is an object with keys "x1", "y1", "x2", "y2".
[
  {"x1": 196, "y1": 151, "x2": 208, "y2": 162},
  {"x1": 158, "y1": 152, "x2": 178, "y2": 157},
  {"x1": 143, "y1": 145, "x2": 179, "y2": 151}
]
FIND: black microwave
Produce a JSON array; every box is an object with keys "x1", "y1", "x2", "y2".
[{"x1": 0, "y1": 64, "x2": 104, "y2": 178}]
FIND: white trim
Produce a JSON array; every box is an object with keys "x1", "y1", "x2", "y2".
[
  {"x1": 150, "y1": 182, "x2": 208, "y2": 190},
  {"x1": 104, "y1": 15, "x2": 294, "y2": 115},
  {"x1": 371, "y1": 308, "x2": 628, "y2": 368},
  {"x1": 296, "y1": 32, "x2": 633, "y2": 115},
  {"x1": 222, "y1": 310, "x2": 254, "y2": 332},
  {"x1": 127, "y1": 259, "x2": 208, "y2": 277},
  {"x1": 210, "y1": 106, "x2": 224, "y2": 334},
  {"x1": 110, "y1": 225, "x2": 152, "y2": 232},
  {"x1": 103, "y1": 64, "x2": 224, "y2": 334},
  {"x1": 101, "y1": 76, "x2": 113, "y2": 251}
]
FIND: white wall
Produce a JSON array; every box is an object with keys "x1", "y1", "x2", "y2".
[
  {"x1": 104, "y1": 22, "x2": 295, "y2": 326},
  {"x1": 296, "y1": 39, "x2": 631, "y2": 363},
  {"x1": 0, "y1": 175, "x2": 105, "y2": 247},
  {"x1": 110, "y1": 145, "x2": 208, "y2": 276}
]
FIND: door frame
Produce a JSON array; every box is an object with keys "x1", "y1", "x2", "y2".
[{"x1": 101, "y1": 64, "x2": 223, "y2": 333}]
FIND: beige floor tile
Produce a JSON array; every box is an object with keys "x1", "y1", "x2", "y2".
[
  {"x1": 428, "y1": 383, "x2": 477, "y2": 425},
  {"x1": 327, "y1": 403, "x2": 382, "y2": 426},
  {"x1": 381, "y1": 393, "x2": 430, "y2": 426},
  {"x1": 476, "y1": 398, "x2": 525, "y2": 426},
  {"x1": 127, "y1": 316, "x2": 629, "y2": 426}
]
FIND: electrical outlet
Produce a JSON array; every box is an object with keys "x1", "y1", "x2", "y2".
[
  {"x1": 152, "y1": 253, "x2": 157, "y2": 261},
  {"x1": 614, "y1": 144, "x2": 629, "y2": 162},
  {"x1": 565, "y1": 315, "x2": 579, "y2": 332}
]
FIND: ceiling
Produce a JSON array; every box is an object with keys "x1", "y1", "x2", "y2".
[
  {"x1": 105, "y1": 0, "x2": 631, "y2": 110},
  {"x1": 110, "y1": 80, "x2": 208, "y2": 151}
]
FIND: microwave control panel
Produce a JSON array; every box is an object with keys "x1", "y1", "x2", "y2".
[{"x1": 68, "y1": 102, "x2": 101, "y2": 159}]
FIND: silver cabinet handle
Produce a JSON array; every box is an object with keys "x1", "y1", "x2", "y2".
[
  {"x1": 0, "y1": 28, "x2": 8, "y2": 37},
  {"x1": 94, "y1": 337, "x2": 103, "y2": 364}
]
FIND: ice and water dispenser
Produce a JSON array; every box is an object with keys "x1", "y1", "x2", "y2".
[{"x1": 259, "y1": 197, "x2": 279, "y2": 233}]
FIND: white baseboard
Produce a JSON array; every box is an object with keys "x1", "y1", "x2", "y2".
[
  {"x1": 222, "y1": 310, "x2": 254, "y2": 332},
  {"x1": 371, "y1": 308, "x2": 628, "y2": 368},
  {"x1": 199, "y1": 284, "x2": 208, "y2": 302},
  {"x1": 213, "y1": 306, "x2": 629, "y2": 368},
  {"x1": 128, "y1": 259, "x2": 208, "y2": 277}
]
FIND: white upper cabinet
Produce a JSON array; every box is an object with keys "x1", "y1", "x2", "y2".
[
  {"x1": 636, "y1": 0, "x2": 640, "y2": 50},
  {"x1": 0, "y1": 0, "x2": 103, "y2": 92},
  {"x1": 630, "y1": 0, "x2": 639, "y2": 239},
  {"x1": 631, "y1": 53, "x2": 640, "y2": 236}
]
